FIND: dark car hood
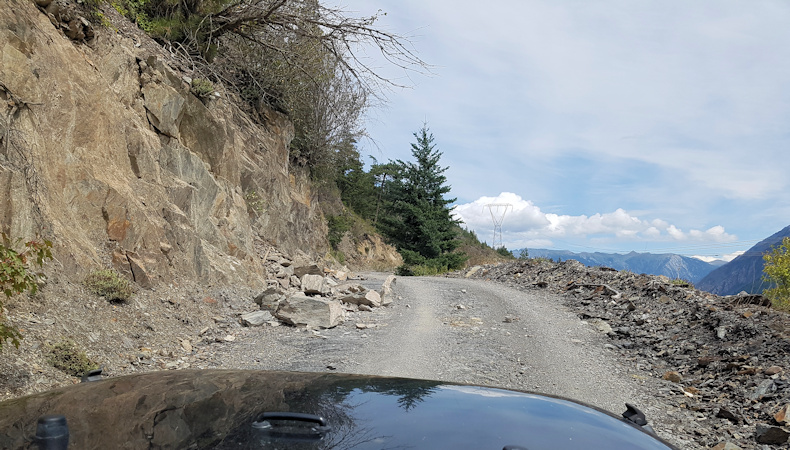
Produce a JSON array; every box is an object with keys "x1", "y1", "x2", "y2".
[{"x1": 0, "y1": 369, "x2": 676, "y2": 449}]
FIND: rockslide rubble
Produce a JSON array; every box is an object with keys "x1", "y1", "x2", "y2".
[{"x1": 454, "y1": 259, "x2": 790, "y2": 449}]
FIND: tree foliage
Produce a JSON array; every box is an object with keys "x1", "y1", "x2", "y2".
[
  {"x1": 113, "y1": 0, "x2": 426, "y2": 174},
  {"x1": 0, "y1": 234, "x2": 52, "y2": 350},
  {"x1": 763, "y1": 237, "x2": 790, "y2": 309},
  {"x1": 378, "y1": 126, "x2": 465, "y2": 274},
  {"x1": 496, "y1": 246, "x2": 514, "y2": 258}
]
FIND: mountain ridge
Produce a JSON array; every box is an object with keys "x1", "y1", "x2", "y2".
[
  {"x1": 518, "y1": 248, "x2": 720, "y2": 283},
  {"x1": 697, "y1": 225, "x2": 790, "y2": 295}
]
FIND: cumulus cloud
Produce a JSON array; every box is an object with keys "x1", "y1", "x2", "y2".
[
  {"x1": 454, "y1": 192, "x2": 737, "y2": 248},
  {"x1": 692, "y1": 251, "x2": 745, "y2": 263}
]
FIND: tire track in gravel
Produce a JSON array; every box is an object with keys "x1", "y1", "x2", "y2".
[{"x1": 224, "y1": 275, "x2": 645, "y2": 417}]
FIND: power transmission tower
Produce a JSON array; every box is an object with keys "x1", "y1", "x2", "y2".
[{"x1": 485, "y1": 203, "x2": 512, "y2": 249}]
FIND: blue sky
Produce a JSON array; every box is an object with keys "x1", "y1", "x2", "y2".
[{"x1": 338, "y1": 0, "x2": 790, "y2": 261}]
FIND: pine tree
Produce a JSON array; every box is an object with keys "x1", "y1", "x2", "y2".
[{"x1": 380, "y1": 126, "x2": 465, "y2": 272}]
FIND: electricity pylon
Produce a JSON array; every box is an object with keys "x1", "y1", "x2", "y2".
[{"x1": 485, "y1": 203, "x2": 512, "y2": 249}]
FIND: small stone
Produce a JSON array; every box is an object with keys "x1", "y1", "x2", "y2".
[
  {"x1": 711, "y1": 443, "x2": 742, "y2": 450},
  {"x1": 716, "y1": 326, "x2": 728, "y2": 340},
  {"x1": 698, "y1": 356, "x2": 718, "y2": 367},
  {"x1": 716, "y1": 407, "x2": 739, "y2": 423},
  {"x1": 223, "y1": 335, "x2": 236, "y2": 342},
  {"x1": 774, "y1": 404, "x2": 790, "y2": 424},
  {"x1": 180, "y1": 339, "x2": 192, "y2": 352},
  {"x1": 754, "y1": 424, "x2": 790, "y2": 445},
  {"x1": 765, "y1": 366, "x2": 783, "y2": 376},
  {"x1": 749, "y1": 379, "x2": 774, "y2": 400},
  {"x1": 662, "y1": 371, "x2": 682, "y2": 383},
  {"x1": 587, "y1": 318, "x2": 612, "y2": 334},
  {"x1": 455, "y1": 304, "x2": 466, "y2": 310}
]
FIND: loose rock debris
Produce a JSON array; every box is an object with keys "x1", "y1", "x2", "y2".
[{"x1": 454, "y1": 259, "x2": 790, "y2": 449}]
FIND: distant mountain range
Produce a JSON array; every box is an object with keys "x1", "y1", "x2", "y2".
[
  {"x1": 518, "y1": 249, "x2": 721, "y2": 283},
  {"x1": 696, "y1": 225, "x2": 790, "y2": 296}
]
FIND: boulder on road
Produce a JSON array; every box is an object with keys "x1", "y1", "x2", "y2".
[
  {"x1": 301, "y1": 274, "x2": 329, "y2": 295},
  {"x1": 342, "y1": 290, "x2": 381, "y2": 308},
  {"x1": 253, "y1": 287, "x2": 286, "y2": 311},
  {"x1": 241, "y1": 310, "x2": 274, "y2": 327},
  {"x1": 379, "y1": 275, "x2": 397, "y2": 306},
  {"x1": 275, "y1": 294, "x2": 344, "y2": 329}
]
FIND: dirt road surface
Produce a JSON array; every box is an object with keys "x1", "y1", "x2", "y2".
[{"x1": 220, "y1": 274, "x2": 686, "y2": 446}]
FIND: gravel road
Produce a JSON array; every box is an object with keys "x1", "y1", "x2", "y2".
[{"x1": 220, "y1": 275, "x2": 652, "y2": 422}]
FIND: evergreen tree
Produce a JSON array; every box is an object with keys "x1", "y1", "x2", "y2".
[{"x1": 380, "y1": 126, "x2": 465, "y2": 272}]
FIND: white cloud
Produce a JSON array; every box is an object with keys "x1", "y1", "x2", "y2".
[
  {"x1": 692, "y1": 250, "x2": 745, "y2": 263},
  {"x1": 454, "y1": 193, "x2": 737, "y2": 248}
]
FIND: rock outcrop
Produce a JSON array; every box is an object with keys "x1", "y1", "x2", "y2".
[{"x1": 0, "y1": 0, "x2": 329, "y2": 287}]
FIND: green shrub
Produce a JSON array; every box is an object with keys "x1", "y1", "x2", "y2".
[
  {"x1": 47, "y1": 340, "x2": 99, "y2": 378},
  {"x1": 244, "y1": 189, "x2": 265, "y2": 215},
  {"x1": 0, "y1": 234, "x2": 52, "y2": 350},
  {"x1": 517, "y1": 248, "x2": 529, "y2": 260},
  {"x1": 396, "y1": 249, "x2": 465, "y2": 276},
  {"x1": 763, "y1": 237, "x2": 790, "y2": 310},
  {"x1": 327, "y1": 214, "x2": 353, "y2": 250},
  {"x1": 670, "y1": 278, "x2": 693, "y2": 288},
  {"x1": 496, "y1": 246, "x2": 514, "y2": 258},
  {"x1": 84, "y1": 269, "x2": 133, "y2": 302},
  {"x1": 190, "y1": 78, "x2": 215, "y2": 99},
  {"x1": 329, "y1": 250, "x2": 346, "y2": 264}
]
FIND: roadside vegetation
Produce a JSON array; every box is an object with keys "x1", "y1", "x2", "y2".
[
  {"x1": 0, "y1": 235, "x2": 52, "y2": 351},
  {"x1": 84, "y1": 269, "x2": 134, "y2": 302},
  {"x1": 91, "y1": 1, "x2": 499, "y2": 274},
  {"x1": 763, "y1": 236, "x2": 790, "y2": 310},
  {"x1": 47, "y1": 340, "x2": 99, "y2": 377}
]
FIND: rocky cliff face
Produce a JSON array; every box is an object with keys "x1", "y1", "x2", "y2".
[{"x1": 0, "y1": 0, "x2": 336, "y2": 287}]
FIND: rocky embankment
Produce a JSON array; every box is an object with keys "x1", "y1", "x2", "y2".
[
  {"x1": 457, "y1": 259, "x2": 790, "y2": 449},
  {"x1": 0, "y1": 244, "x2": 394, "y2": 400}
]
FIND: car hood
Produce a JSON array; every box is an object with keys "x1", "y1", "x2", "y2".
[{"x1": 0, "y1": 369, "x2": 676, "y2": 449}]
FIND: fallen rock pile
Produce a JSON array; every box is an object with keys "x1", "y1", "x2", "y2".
[
  {"x1": 456, "y1": 259, "x2": 790, "y2": 449},
  {"x1": 240, "y1": 249, "x2": 397, "y2": 330}
]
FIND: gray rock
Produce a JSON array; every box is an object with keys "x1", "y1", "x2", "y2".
[
  {"x1": 587, "y1": 318, "x2": 612, "y2": 334},
  {"x1": 294, "y1": 264, "x2": 323, "y2": 278},
  {"x1": 253, "y1": 287, "x2": 285, "y2": 311},
  {"x1": 275, "y1": 265, "x2": 294, "y2": 278},
  {"x1": 301, "y1": 274, "x2": 328, "y2": 295},
  {"x1": 142, "y1": 83, "x2": 185, "y2": 138},
  {"x1": 465, "y1": 266, "x2": 483, "y2": 278},
  {"x1": 275, "y1": 294, "x2": 344, "y2": 329},
  {"x1": 342, "y1": 290, "x2": 382, "y2": 308},
  {"x1": 335, "y1": 282, "x2": 367, "y2": 294},
  {"x1": 241, "y1": 311, "x2": 273, "y2": 327},
  {"x1": 379, "y1": 275, "x2": 397, "y2": 306},
  {"x1": 755, "y1": 424, "x2": 790, "y2": 445},
  {"x1": 749, "y1": 379, "x2": 775, "y2": 400}
]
